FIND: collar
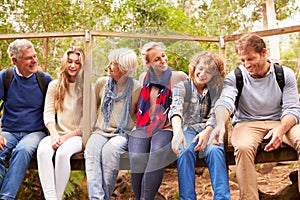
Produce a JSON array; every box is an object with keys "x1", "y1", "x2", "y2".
[
  {"x1": 249, "y1": 60, "x2": 272, "y2": 78},
  {"x1": 265, "y1": 59, "x2": 273, "y2": 76},
  {"x1": 15, "y1": 66, "x2": 33, "y2": 78}
]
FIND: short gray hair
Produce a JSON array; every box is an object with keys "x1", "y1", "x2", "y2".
[
  {"x1": 108, "y1": 48, "x2": 138, "y2": 77},
  {"x1": 7, "y1": 39, "x2": 34, "y2": 60},
  {"x1": 140, "y1": 42, "x2": 166, "y2": 66}
]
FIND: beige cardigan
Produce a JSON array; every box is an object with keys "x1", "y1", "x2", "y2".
[
  {"x1": 92, "y1": 77, "x2": 141, "y2": 137},
  {"x1": 44, "y1": 80, "x2": 90, "y2": 143}
]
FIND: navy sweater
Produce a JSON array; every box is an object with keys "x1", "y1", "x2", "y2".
[{"x1": 0, "y1": 67, "x2": 52, "y2": 132}]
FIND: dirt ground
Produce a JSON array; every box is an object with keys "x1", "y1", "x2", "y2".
[{"x1": 113, "y1": 161, "x2": 299, "y2": 200}]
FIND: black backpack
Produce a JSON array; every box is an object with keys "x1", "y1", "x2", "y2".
[
  {"x1": 234, "y1": 63, "x2": 285, "y2": 109},
  {"x1": 0, "y1": 68, "x2": 47, "y2": 113}
]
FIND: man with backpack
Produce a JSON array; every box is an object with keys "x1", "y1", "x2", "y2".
[
  {"x1": 211, "y1": 33, "x2": 300, "y2": 200},
  {"x1": 0, "y1": 39, "x2": 52, "y2": 200}
]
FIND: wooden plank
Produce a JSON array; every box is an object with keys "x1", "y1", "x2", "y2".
[
  {"x1": 89, "y1": 30, "x2": 219, "y2": 42},
  {"x1": 1, "y1": 25, "x2": 299, "y2": 42},
  {"x1": 0, "y1": 31, "x2": 85, "y2": 40},
  {"x1": 23, "y1": 143, "x2": 297, "y2": 171},
  {"x1": 225, "y1": 143, "x2": 297, "y2": 165},
  {"x1": 224, "y1": 25, "x2": 300, "y2": 42}
]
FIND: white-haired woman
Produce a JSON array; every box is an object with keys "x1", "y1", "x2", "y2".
[
  {"x1": 128, "y1": 42, "x2": 187, "y2": 200},
  {"x1": 85, "y1": 48, "x2": 141, "y2": 199},
  {"x1": 37, "y1": 46, "x2": 86, "y2": 200}
]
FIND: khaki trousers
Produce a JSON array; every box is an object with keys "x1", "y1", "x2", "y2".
[{"x1": 231, "y1": 120, "x2": 300, "y2": 200}]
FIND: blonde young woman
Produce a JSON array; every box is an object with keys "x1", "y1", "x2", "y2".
[
  {"x1": 128, "y1": 42, "x2": 187, "y2": 200},
  {"x1": 85, "y1": 48, "x2": 141, "y2": 200},
  {"x1": 37, "y1": 47, "x2": 86, "y2": 200}
]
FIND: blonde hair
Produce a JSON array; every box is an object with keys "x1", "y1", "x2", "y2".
[
  {"x1": 55, "y1": 46, "x2": 85, "y2": 111},
  {"x1": 140, "y1": 42, "x2": 166, "y2": 67},
  {"x1": 188, "y1": 51, "x2": 225, "y2": 88},
  {"x1": 108, "y1": 48, "x2": 138, "y2": 77}
]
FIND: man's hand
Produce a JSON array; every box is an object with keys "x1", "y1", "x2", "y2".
[
  {"x1": 171, "y1": 128, "x2": 186, "y2": 156},
  {"x1": 207, "y1": 124, "x2": 226, "y2": 146},
  {"x1": 0, "y1": 136, "x2": 7, "y2": 151},
  {"x1": 193, "y1": 130, "x2": 210, "y2": 152},
  {"x1": 264, "y1": 126, "x2": 284, "y2": 152}
]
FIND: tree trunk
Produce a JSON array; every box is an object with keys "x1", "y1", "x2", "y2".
[{"x1": 264, "y1": 0, "x2": 280, "y2": 62}]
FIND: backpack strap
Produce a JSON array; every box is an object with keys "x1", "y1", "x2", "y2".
[
  {"x1": 35, "y1": 70, "x2": 47, "y2": 97},
  {"x1": 2, "y1": 68, "x2": 14, "y2": 101},
  {"x1": 274, "y1": 63, "x2": 284, "y2": 105},
  {"x1": 183, "y1": 79, "x2": 192, "y2": 106},
  {"x1": 274, "y1": 63, "x2": 284, "y2": 92},
  {"x1": 0, "y1": 68, "x2": 14, "y2": 112},
  {"x1": 183, "y1": 78, "x2": 192, "y2": 121},
  {"x1": 234, "y1": 67, "x2": 243, "y2": 109}
]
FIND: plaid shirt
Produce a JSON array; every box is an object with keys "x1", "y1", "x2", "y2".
[{"x1": 169, "y1": 79, "x2": 216, "y2": 133}]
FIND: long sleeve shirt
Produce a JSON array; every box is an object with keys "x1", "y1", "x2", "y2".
[
  {"x1": 43, "y1": 80, "x2": 82, "y2": 134},
  {"x1": 168, "y1": 78, "x2": 217, "y2": 133},
  {"x1": 215, "y1": 62, "x2": 300, "y2": 125},
  {"x1": 93, "y1": 77, "x2": 141, "y2": 137}
]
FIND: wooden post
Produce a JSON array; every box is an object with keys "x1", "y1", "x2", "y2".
[
  {"x1": 82, "y1": 30, "x2": 93, "y2": 144},
  {"x1": 219, "y1": 36, "x2": 227, "y2": 73},
  {"x1": 265, "y1": 0, "x2": 280, "y2": 61},
  {"x1": 44, "y1": 38, "x2": 49, "y2": 72}
]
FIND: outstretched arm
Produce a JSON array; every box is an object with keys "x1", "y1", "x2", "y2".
[
  {"x1": 208, "y1": 106, "x2": 230, "y2": 146},
  {"x1": 171, "y1": 115, "x2": 186, "y2": 156}
]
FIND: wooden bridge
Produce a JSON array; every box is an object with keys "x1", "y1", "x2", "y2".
[{"x1": 1, "y1": 26, "x2": 300, "y2": 199}]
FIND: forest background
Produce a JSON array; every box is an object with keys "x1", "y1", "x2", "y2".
[
  {"x1": 0, "y1": 0, "x2": 300, "y2": 199},
  {"x1": 1, "y1": 0, "x2": 300, "y2": 81}
]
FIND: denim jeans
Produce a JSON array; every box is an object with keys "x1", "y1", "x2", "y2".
[
  {"x1": 177, "y1": 128, "x2": 230, "y2": 200},
  {"x1": 85, "y1": 133, "x2": 128, "y2": 200},
  {"x1": 128, "y1": 129, "x2": 175, "y2": 200},
  {"x1": 0, "y1": 131, "x2": 46, "y2": 200}
]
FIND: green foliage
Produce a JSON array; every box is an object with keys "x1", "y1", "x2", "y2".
[
  {"x1": 15, "y1": 170, "x2": 88, "y2": 199},
  {"x1": 64, "y1": 171, "x2": 87, "y2": 199},
  {"x1": 276, "y1": 0, "x2": 299, "y2": 20},
  {"x1": 0, "y1": 41, "x2": 12, "y2": 71},
  {"x1": 16, "y1": 170, "x2": 44, "y2": 199},
  {"x1": 174, "y1": 190, "x2": 180, "y2": 199},
  {"x1": 280, "y1": 33, "x2": 300, "y2": 91},
  {"x1": 167, "y1": 41, "x2": 203, "y2": 74}
]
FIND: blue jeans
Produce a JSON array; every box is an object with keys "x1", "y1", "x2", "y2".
[
  {"x1": 177, "y1": 128, "x2": 230, "y2": 200},
  {"x1": 0, "y1": 131, "x2": 46, "y2": 200},
  {"x1": 85, "y1": 133, "x2": 128, "y2": 200},
  {"x1": 128, "y1": 129, "x2": 175, "y2": 200}
]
